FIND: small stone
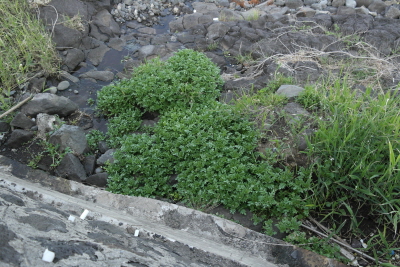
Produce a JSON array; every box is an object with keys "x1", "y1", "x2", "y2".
[
  {"x1": 74, "y1": 90, "x2": 79, "y2": 94},
  {"x1": 57, "y1": 81, "x2": 70, "y2": 91},
  {"x1": 95, "y1": 167, "x2": 103, "y2": 174},
  {"x1": 385, "y1": 6, "x2": 400, "y2": 19},
  {"x1": 47, "y1": 86, "x2": 57, "y2": 94},
  {"x1": 346, "y1": 0, "x2": 356, "y2": 8}
]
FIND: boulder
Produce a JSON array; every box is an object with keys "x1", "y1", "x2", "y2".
[
  {"x1": 285, "y1": 0, "x2": 304, "y2": 9},
  {"x1": 10, "y1": 113, "x2": 36, "y2": 130},
  {"x1": 206, "y1": 23, "x2": 230, "y2": 41},
  {"x1": 385, "y1": 6, "x2": 400, "y2": 19},
  {"x1": 276, "y1": 85, "x2": 304, "y2": 98},
  {"x1": 5, "y1": 130, "x2": 34, "y2": 148},
  {"x1": 92, "y1": 9, "x2": 121, "y2": 37},
  {"x1": 97, "y1": 149, "x2": 116, "y2": 166},
  {"x1": 368, "y1": 0, "x2": 387, "y2": 13},
  {"x1": 0, "y1": 121, "x2": 10, "y2": 132},
  {"x1": 56, "y1": 153, "x2": 87, "y2": 182},
  {"x1": 21, "y1": 93, "x2": 78, "y2": 117},
  {"x1": 79, "y1": 71, "x2": 114, "y2": 81},
  {"x1": 48, "y1": 124, "x2": 89, "y2": 155},
  {"x1": 64, "y1": 48, "x2": 85, "y2": 70},
  {"x1": 83, "y1": 154, "x2": 96, "y2": 176},
  {"x1": 86, "y1": 42, "x2": 110, "y2": 66},
  {"x1": 86, "y1": 173, "x2": 108, "y2": 187}
]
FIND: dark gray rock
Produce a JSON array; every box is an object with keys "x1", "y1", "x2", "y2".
[
  {"x1": 28, "y1": 77, "x2": 46, "y2": 93},
  {"x1": 219, "y1": 9, "x2": 243, "y2": 21},
  {"x1": 368, "y1": 0, "x2": 386, "y2": 13},
  {"x1": 385, "y1": 6, "x2": 400, "y2": 19},
  {"x1": 0, "y1": 224, "x2": 21, "y2": 266},
  {"x1": 5, "y1": 130, "x2": 34, "y2": 148},
  {"x1": 86, "y1": 173, "x2": 108, "y2": 187},
  {"x1": 56, "y1": 153, "x2": 87, "y2": 182},
  {"x1": 108, "y1": 37, "x2": 126, "y2": 51},
  {"x1": 49, "y1": 124, "x2": 89, "y2": 155},
  {"x1": 21, "y1": 93, "x2": 78, "y2": 117},
  {"x1": 10, "y1": 113, "x2": 36, "y2": 130},
  {"x1": 98, "y1": 141, "x2": 109, "y2": 154},
  {"x1": 97, "y1": 149, "x2": 116, "y2": 166},
  {"x1": 90, "y1": 23, "x2": 110, "y2": 42},
  {"x1": 64, "y1": 48, "x2": 85, "y2": 70},
  {"x1": 138, "y1": 45, "x2": 156, "y2": 59},
  {"x1": 183, "y1": 13, "x2": 203, "y2": 30},
  {"x1": 337, "y1": 6, "x2": 356, "y2": 14},
  {"x1": 177, "y1": 33, "x2": 196, "y2": 44},
  {"x1": 86, "y1": 42, "x2": 110, "y2": 66},
  {"x1": 294, "y1": 61, "x2": 322, "y2": 83},
  {"x1": 0, "y1": 121, "x2": 10, "y2": 132},
  {"x1": 204, "y1": 52, "x2": 226, "y2": 68},
  {"x1": 355, "y1": 0, "x2": 373, "y2": 7},
  {"x1": 331, "y1": 14, "x2": 373, "y2": 35},
  {"x1": 18, "y1": 214, "x2": 68, "y2": 233},
  {"x1": 92, "y1": 9, "x2": 121, "y2": 37},
  {"x1": 53, "y1": 24, "x2": 83, "y2": 48},
  {"x1": 0, "y1": 194, "x2": 25, "y2": 206},
  {"x1": 169, "y1": 17, "x2": 184, "y2": 32},
  {"x1": 296, "y1": 7, "x2": 316, "y2": 17},
  {"x1": 79, "y1": 70, "x2": 114, "y2": 81},
  {"x1": 332, "y1": 0, "x2": 346, "y2": 7},
  {"x1": 304, "y1": 0, "x2": 320, "y2": 5},
  {"x1": 285, "y1": 0, "x2": 304, "y2": 9},
  {"x1": 83, "y1": 154, "x2": 96, "y2": 176},
  {"x1": 284, "y1": 102, "x2": 310, "y2": 116},
  {"x1": 364, "y1": 29, "x2": 397, "y2": 55},
  {"x1": 276, "y1": 85, "x2": 304, "y2": 98}
]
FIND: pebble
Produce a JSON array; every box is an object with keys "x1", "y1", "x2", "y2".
[
  {"x1": 74, "y1": 90, "x2": 79, "y2": 94},
  {"x1": 47, "y1": 86, "x2": 57, "y2": 94},
  {"x1": 95, "y1": 167, "x2": 103, "y2": 174},
  {"x1": 57, "y1": 81, "x2": 70, "y2": 91}
]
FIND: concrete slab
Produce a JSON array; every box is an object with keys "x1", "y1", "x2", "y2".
[{"x1": 0, "y1": 155, "x2": 348, "y2": 266}]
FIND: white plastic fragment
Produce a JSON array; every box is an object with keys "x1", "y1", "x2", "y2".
[
  {"x1": 193, "y1": 9, "x2": 196, "y2": 13},
  {"x1": 350, "y1": 259, "x2": 359, "y2": 266},
  {"x1": 134, "y1": 230, "x2": 140, "y2": 237},
  {"x1": 80, "y1": 209, "x2": 89, "y2": 220},
  {"x1": 42, "y1": 249, "x2": 55, "y2": 262},
  {"x1": 360, "y1": 239, "x2": 368, "y2": 248},
  {"x1": 68, "y1": 215, "x2": 75, "y2": 222},
  {"x1": 213, "y1": 18, "x2": 219, "y2": 21}
]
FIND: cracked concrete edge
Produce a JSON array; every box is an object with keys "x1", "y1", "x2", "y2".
[{"x1": 0, "y1": 155, "x2": 348, "y2": 267}]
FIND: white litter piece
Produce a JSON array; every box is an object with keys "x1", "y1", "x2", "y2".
[
  {"x1": 68, "y1": 215, "x2": 75, "y2": 222},
  {"x1": 42, "y1": 249, "x2": 55, "y2": 262},
  {"x1": 80, "y1": 209, "x2": 89, "y2": 220},
  {"x1": 360, "y1": 239, "x2": 368, "y2": 248},
  {"x1": 350, "y1": 259, "x2": 359, "y2": 266},
  {"x1": 193, "y1": 9, "x2": 196, "y2": 13},
  {"x1": 213, "y1": 18, "x2": 219, "y2": 21},
  {"x1": 134, "y1": 230, "x2": 140, "y2": 237}
]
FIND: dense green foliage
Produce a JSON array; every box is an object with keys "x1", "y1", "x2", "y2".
[{"x1": 97, "y1": 49, "x2": 223, "y2": 114}]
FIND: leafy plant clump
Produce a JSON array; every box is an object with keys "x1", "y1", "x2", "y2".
[
  {"x1": 107, "y1": 103, "x2": 312, "y2": 229},
  {"x1": 97, "y1": 49, "x2": 224, "y2": 115}
]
